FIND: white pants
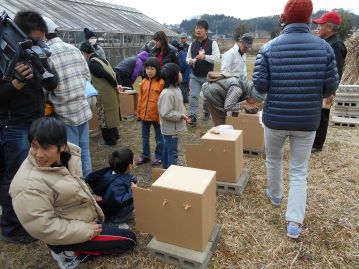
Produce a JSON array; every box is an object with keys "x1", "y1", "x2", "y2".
[{"x1": 264, "y1": 127, "x2": 315, "y2": 224}]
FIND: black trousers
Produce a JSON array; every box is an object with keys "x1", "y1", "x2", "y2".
[
  {"x1": 116, "y1": 70, "x2": 133, "y2": 89},
  {"x1": 313, "y1": 108, "x2": 330, "y2": 149},
  {"x1": 101, "y1": 127, "x2": 119, "y2": 145},
  {"x1": 48, "y1": 223, "x2": 136, "y2": 255}
]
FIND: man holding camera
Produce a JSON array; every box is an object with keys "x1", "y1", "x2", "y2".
[{"x1": 0, "y1": 10, "x2": 58, "y2": 244}]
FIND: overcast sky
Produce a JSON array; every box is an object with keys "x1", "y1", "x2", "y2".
[{"x1": 101, "y1": 0, "x2": 359, "y2": 25}]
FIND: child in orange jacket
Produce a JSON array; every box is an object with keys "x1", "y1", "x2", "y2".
[{"x1": 136, "y1": 58, "x2": 165, "y2": 166}]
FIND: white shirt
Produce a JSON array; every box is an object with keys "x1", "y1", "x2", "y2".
[{"x1": 221, "y1": 43, "x2": 247, "y2": 77}]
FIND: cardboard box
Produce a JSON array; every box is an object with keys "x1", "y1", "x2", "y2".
[
  {"x1": 133, "y1": 165, "x2": 216, "y2": 252},
  {"x1": 186, "y1": 130, "x2": 243, "y2": 183},
  {"x1": 119, "y1": 90, "x2": 138, "y2": 117},
  {"x1": 226, "y1": 112, "x2": 264, "y2": 151},
  {"x1": 88, "y1": 106, "x2": 100, "y2": 136}
]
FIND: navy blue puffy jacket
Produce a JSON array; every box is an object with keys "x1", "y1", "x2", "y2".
[
  {"x1": 253, "y1": 23, "x2": 339, "y2": 131},
  {"x1": 85, "y1": 167, "x2": 137, "y2": 224}
]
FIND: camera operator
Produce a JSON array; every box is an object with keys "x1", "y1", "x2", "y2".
[{"x1": 0, "y1": 10, "x2": 58, "y2": 244}]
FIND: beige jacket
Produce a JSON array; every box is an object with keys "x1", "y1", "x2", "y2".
[{"x1": 9, "y1": 143, "x2": 104, "y2": 246}]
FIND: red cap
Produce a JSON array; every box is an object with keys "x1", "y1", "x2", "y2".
[{"x1": 313, "y1": 11, "x2": 341, "y2": 25}]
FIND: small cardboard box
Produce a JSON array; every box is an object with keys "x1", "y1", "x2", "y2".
[
  {"x1": 226, "y1": 112, "x2": 264, "y2": 151},
  {"x1": 186, "y1": 130, "x2": 243, "y2": 183},
  {"x1": 118, "y1": 90, "x2": 138, "y2": 117},
  {"x1": 133, "y1": 165, "x2": 216, "y2": 252},
  {"x1": 88, "y1": 107, "x2": 99, "y2": 136}
]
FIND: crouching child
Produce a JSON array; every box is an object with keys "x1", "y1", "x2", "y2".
[{"x1": 85, "y1": 147, "x2": 137, "y2": 228}]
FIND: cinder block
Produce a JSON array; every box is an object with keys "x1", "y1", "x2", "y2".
[
  {"x1": 147, "y1": 224, "x2": 221, "y2": 269},
  {"x1": 331, "y1": 116, "x2": 359, "y2": 128},
  {"x1": 216, "y1": 168, "x2": 249, "y2": 195},
  {"x1": 121, "y1": 115, "x2": 136, "y2": 122},
  {"x1": 243, "y1": 149, "x2": 262, "y2": 156}
]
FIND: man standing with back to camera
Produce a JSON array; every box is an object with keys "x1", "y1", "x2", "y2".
[
  {"x1": 253, "y1": 0, "x2": 339, "y2": 239},
  {"x1": 311, "y1": 10, "x2": 347, "y2": 153},
  {"x1": 0, "y1": 10, "x2": 58, "y2": 244}
]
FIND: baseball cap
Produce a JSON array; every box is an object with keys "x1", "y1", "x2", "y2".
[
  {"x1": 43, "y1": 16, "x2": 59, "y2": 34},
  {"x1": 240, "y1": 33, "x2": 254, "y2": 48},
  {"x1": 313, "y1": 11, "x2": 341, "y2": 25},
  {"x1": 180, "y1": 33, "x2": 187, "y2": 38}
]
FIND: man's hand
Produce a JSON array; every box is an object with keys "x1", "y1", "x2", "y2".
[
  {"x1": 12, "y1": 64, "x2": 33, "y2": 90},
  {"x1": 188, "y1": 58, "x2": 196, "y2": 65},
  {"x1": 324, "y1": 95, "x2": 334, "y2": 106},
  {"x1": 131, "y1": 182, "x2": 137, "y2": 188},
  {"x1": 195, "y1": 49, "x2": 205, "y2": 60},
  {"x1": 91, "y1": 223, "x2": 102, "y2": 238}
]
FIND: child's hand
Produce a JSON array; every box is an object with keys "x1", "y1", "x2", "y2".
[
  {"x1": 116, "y1": 85, "x2": 124, "y2": 93},
  {"x1": 181, "y1": 114, "x2": 191, "y2": 124}
]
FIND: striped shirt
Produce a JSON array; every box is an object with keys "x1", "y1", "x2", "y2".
[{"x1": 47, "y1": 37, "x2": 92, "y2": 125}]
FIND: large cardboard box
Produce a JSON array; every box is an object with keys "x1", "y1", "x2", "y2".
[
  {"x1": 133, "y1": 165, "x2": 216, "y2": 252},
  {"x1": 186, "y1": 130, "x2": 243, "y2": 183},
  {"x1": 119, "y1": 90, "x2": 138, "y2": 117},
  {"x1": 226, "y1": 112, "x2": 264, "y2": 151}
]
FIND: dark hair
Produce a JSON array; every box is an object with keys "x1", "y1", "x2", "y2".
[
  {"x1": 109, "y1": 147, "x2": 134, "y2": 174},
  {"x1": 14, "y1": 11, "x2": 48, "y2": 35},
  {"x1": 143, "y1": 57, "x2": 161, "y2": 80},
  {"x1": 153, "y1": 31, "x2": 168, "y2": 50},
  {"x1": 28, "y1": 117, "x2": 67, "y2": 149},
  {"x1": 161, "y1": 63, "x2": 179, "y2": 88},
  {"x1": 79, "y1": 41, "x2": 95, "y2": 54},
  {"x1": 196, "y1": 20, "x2": 209, "y2": 31}
]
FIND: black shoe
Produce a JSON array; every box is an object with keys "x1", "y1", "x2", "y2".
[
  {"x1": 0, "y1": 229, "x2": 37, "y2": 244},
  {"x1": 203, "y1": 112, "x2": 210, "y2": 121},
  {"x1": 311, "y1": 147, "x2": 322, "y2": 153},
  {"x1": 188, "y1": 116, "x2": 197, "y2": 127}
]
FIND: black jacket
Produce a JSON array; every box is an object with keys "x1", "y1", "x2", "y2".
[
  {"x1": 149, "y1": 44, "x2": 179, "y2": 66},
  {"x1": 325, "y1": 34, "x2": 347, "y2": 80},
  {"x1": 0, "y1": 61, "x2": 58, "y2": 126}
]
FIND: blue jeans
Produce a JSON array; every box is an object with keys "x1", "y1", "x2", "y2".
[
  {"x1": 189, "y1": 74, "x2": 209, "y2": 119},
  {"x1": 0, "y1": 125, "x2": 30, "y2": 236},
  {"x1": 264, "y1": 127, "x2": 315, "y2": 224},
  {"x1": 65, "y1": 122, "x2": 91, "y2": 178},
  {"x1": 162, "y1": 135, "x2": 178, "y2": 169},
  {"x1": 141, "y1": 121, "x2": 163, "y2": 160}
]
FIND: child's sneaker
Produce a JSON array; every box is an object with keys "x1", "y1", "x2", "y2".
[
  {"x1": 151, "y1": 159, "x2": 162, "y2": 166},
  {"x1": 266, "y1": 189, "x2": 282, "y2": 206},
  {"x1": 51, "y1": 250, "x2": 81, "y2": 269},
  {"x1": 135, "y1": 156, "x2": 150, "y2": 165},
  {"x1": 287, "y1": 222, "x2": 303, "y2": 239}
]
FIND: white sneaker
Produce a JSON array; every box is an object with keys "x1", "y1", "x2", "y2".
[
  {"x1": 50, "y1": 251, "x2": 81, "y2": 269},
  {"x1": 117, "y1": 223, "x2": 130, "y2": 229}
]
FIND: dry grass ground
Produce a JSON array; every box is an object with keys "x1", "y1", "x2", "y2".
[{"x1": 1, "y1": 56, "x2": 358, "y2": 269}]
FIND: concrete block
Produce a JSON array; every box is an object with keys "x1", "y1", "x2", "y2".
[
  {"x1": 331, "y1": 116, "x2": 359, "y2": 128},
  {"x1": 147, "y1": 224, "x2": 221, "y2": 269},
  {"x1": 243, "y1": 148, "x2": 262, "y2": 156},
  {"x1": 216, "y1": 168, "x2": 249, "y2": 196}
]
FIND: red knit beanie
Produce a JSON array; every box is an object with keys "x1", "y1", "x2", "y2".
[{"x1": 283, "y1": 0, "x2": 313, "y2": 23}]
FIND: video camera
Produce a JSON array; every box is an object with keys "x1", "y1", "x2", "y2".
[{"x1": 0, "y1": 11, "x2": 54, "y2": 86}]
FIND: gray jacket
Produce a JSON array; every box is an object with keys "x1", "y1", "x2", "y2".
[
  {"x1": 202, "y1": 76, "x2": 263, "y2": 109},
  {"x1": 158, "y1": 87, "x2": 187, "y2": 135}
]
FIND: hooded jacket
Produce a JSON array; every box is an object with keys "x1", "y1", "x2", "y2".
[
  {"x1": 149, "y1": 44, "x2": 179, "y2": 66},
  {"x1": 9, "y1": 143, "x2": 104, "y2": 246},
  {"x1": 115, "y1": 51, "x2": 149, "y2": 83},
  {"x1": 85, "y1": 167, "x2": 137, "y2": 224}
]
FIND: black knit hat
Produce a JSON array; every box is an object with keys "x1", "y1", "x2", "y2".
[
  {"x1": 84, "y1": 27, "x2": 96, "y2": 39},
  {"x1": 79, "y1": 41, "x2": 95, "y2": 54}
]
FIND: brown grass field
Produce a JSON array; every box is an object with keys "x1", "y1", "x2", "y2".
[{"x1": 0, "y1": 54, "x2": 358, "y2": 269}]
